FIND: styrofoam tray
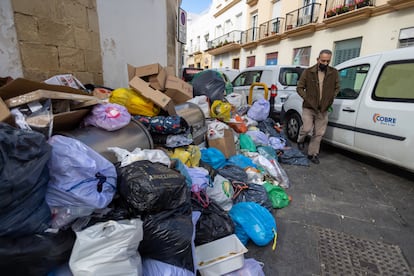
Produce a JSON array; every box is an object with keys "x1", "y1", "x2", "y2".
[{"x1": 195, "y1": 234, "x2": 248, "y2": 276}]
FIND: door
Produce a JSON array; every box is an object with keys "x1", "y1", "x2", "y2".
[
  {"x1": 324, "y1": 63, "x2": 371, "y2": 146},
  {"x1": 232, "y1": 70, "x2": 262, "y2": 102}
]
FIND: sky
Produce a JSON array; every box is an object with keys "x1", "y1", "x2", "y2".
[{"x1": 180, "y1": 0, "x2": 212, "y2": 14}]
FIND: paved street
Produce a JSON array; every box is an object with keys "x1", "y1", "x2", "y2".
[{"x1": 245, "y1": 143, "x2": 414, "y2": 275}]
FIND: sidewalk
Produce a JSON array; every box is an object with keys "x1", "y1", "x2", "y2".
[{"x1": 245, "y1": 143, "x2": 414, "y2": 275}]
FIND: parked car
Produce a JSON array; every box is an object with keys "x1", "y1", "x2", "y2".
[
  {"x1": 181, "y1": 67, "x2": 203, "y2": 83},
  {"x1": 231, "y1": 65, "x2": 306, "y2": 118},
  {"x1": 211, "y1": 67, "x2": 240, "y2": 82},
  {"x1": 281, "y1": 47, "x2": 414, "y2": 172}
]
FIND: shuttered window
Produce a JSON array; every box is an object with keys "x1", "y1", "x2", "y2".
[{"x1": 333, "y1": 37, "x2": 362, "y2": 66}]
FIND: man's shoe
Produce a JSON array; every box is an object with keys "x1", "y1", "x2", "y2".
[
  {"x1": 297, "y1": 142, "x2": 305, "y2": 150},
  {"x1": 308, "y1": 154, "x2": 320, "y2": 164}
]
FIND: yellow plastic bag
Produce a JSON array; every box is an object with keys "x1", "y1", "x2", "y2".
[
  {"x1": 210, "y1": 100, "x2": 231, "y2": 121},
  {"x1": 109, "y1": 88, "x2": 160, "y2": 117},
  {"x1": 169, "y1": 146, "x2": 201, "y2": 167}
]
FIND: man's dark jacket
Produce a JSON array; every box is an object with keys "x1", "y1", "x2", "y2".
[{"x1": 296, "y1": 64, "x2": 340, "y2": 113}]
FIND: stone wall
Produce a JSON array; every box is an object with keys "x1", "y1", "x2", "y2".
[{"x1": 11, "y1": 0, "x2": 103, "y2": 85}]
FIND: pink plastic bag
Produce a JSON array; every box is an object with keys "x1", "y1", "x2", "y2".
[{"x1": 84, "y1": 103, "x2": 131, "y2": 131}]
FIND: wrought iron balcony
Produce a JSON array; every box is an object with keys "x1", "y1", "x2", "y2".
[
  {"x1": 285, "y1": 2, "x2": 321, "y2": 31},
  {"x1": 325, "y1": 0, "x2": 374, "y2": 18},
  {"x1": 259, "y1": 17, "x2": 284, "y2": 39},
  {"x1": 241, "y1": 27, "x2": 259, "y2": 44},
  {"x1": 206, "y1": 30, "x2": 242, "y2": 55}
]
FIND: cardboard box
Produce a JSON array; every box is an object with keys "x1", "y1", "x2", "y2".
[
  {"x1": 0, "y1": 78, "x2": 94, "y2": 131},
  {"x1": 207, "y1": 129, "x2": 236, "y2": 158},
  {"x1": 165, "y1": 75, "x2": 193, "y2": 104},
  {"x1": 129, "y1": 76, "x2": 176, "y2": 115},
  {"x1": 127, "y1": 63, "x2": 166, "y2": 91}
]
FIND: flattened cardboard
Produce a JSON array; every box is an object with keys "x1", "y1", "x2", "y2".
[
  {"x1": 165, "y1": 75, "x2": 193, "y2": 104},
  {"x1": 5, "y1": 89, "x2": 100, "y2": 108},
  {"x1": 208, "y1": 129, "x2": 236, "y2": 158},
  {"x1": 0, "y1": 78, "x2": 93, "y2": 129},
  {"x1": 129, "y1": 76, "x2": 176, "y2": 115}
]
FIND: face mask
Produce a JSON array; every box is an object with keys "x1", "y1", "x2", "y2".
[{"x1": 319, "y1": 63, "x2": 328, "y2": 71}]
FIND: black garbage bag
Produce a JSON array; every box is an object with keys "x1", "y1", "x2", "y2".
[
  {"x1": 0, "y1": 229, "x2": 76, "y2": 276},
  {"x1": 0, "y1": 123, "x2": 51, "y2": 237},
  {"x1": 192, "y1": 70, "x2": 225, "y2": 103},
  {"x1": 279, "y1": 147, "x2": 310, "y2": 166},
  {"x1": 138, "y1": 203, "x2": 194, "y2": 272},
  {"x1": 117, "y1": 160, "x2": 190, "y2": 215},
  {"x1": 192, "y1": 197, "x2": 234, "y2": 246},
  {"x1": 217, "y1": 165, "x2": 248, "y2": 183},
  {"x1": 233, "y1": 183, "x2": 273, "y2": 211}
]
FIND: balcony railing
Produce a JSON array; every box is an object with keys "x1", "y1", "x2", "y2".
[
  {"x1": 207, "y1": 30, "x2": 242, "y2": 49},
  {"x1": 325, "y1": 0, "x2": 374, "y2": 18},
  {"x1": 259, "y1": 17, "x2": 284, "y2": 39},
  {"x1": 241, "y1": 27, "x2": 259, "y2": 44},
  {"x1": 285, "y1": 2, "x2": 321, "y2": 30}
]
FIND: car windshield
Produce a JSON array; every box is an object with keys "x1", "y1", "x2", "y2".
[{"x1": 182, "y1": 68, "x2": 203, "y2": 82}]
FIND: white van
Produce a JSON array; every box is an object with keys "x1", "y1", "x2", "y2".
[
  {"x1": 231, "y1": 65, "x2": 306, "y2": 117},
  {"x1": 281, "y1": 47, "x2": 414, "y2": 172}
]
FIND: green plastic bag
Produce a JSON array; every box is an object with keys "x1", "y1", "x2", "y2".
[
  {"x1": 239, "y1": 133, "x2": 257, "y2": 152},
  {"x1": 263, "y1": 182, "x2": 290, "y2": 208}
]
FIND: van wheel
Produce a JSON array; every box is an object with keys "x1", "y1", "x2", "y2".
[{"x1": 285, "y1": 112, "x2": 302, "y2": 141}]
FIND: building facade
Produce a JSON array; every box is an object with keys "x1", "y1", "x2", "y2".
[{"x1": 184, "y1": 0, "x2": 414, "y2": 70}]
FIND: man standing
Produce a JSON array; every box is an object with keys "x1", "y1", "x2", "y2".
[{"x1": 296, "y1": 49, "x2": 340, "y2": 164}]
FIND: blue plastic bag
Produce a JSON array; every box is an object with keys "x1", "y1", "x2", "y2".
[
  {"x1": 227, "y1": 154, "x2": 257, "y2": 169},
  {"x1": 229, "y1": 202, "x2": 277, "y2": 246},
  {"x1": 200, "y1": 148, "x2": 227, "y2": 169}
]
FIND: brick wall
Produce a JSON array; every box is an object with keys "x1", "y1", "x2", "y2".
[{"x1": 11, "y1": 0, "x2": 103, "y2": 85}]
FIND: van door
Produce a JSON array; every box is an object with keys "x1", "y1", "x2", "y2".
[
  {"x1": 354, "y1": 59, "x2": 414, "y2": 169},
  {"x1": 232, "y1": 70, "x2": 262, "y2": 102},
  {"x1": 324, "y1": 62, "x2": 372, "y2": 147}
]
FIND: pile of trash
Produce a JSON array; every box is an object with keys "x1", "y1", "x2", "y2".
[{"x1": 0, "y1": 65, "x2": 309, "y2": 276}]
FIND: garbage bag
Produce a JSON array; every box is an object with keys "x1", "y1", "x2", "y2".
[
  {"x1": 263, "y1": 182, "x2": 290, "y2": 209},
  {"x1": 117, "y1": 160, "x2": 190, "y2": 214},
  {"x1": 109, "y1": 87, "x2": 160, "y2": 116},
  {"x1": 0, "y1": 123, "x2": 51, "y2": 237},
  {"x1": 233, "y1": 183, "x2": 273, "y2": 211},
  {"x1": 246, "y1": 130, "x2": 269, "y2": 146},
  {"x1": 239, "y1": 133, "x2": 257, "y2": 152},
  {"x1": 247, "y1": 98, "x2": 270, "y2": 122},
  {"x1": 142, "y1": 259, "x2": 195, "y2": 276},
  {"x1": 210, "y1": 100, "x2": 231, "y2": 121},
  {"x1": 0, "y1": 229, "x2": 75, "y2": 276},
  {"x1": 227, "y1": 154, "x2": 257, "y2": 169},
  {"x1": 139, "y1": 204, "x2": 194, "y2": 272},
  {"x1": 46, "y1": 135, "x2": 117, "y2": 209},
  {"x1": 170, "y1": 145, "x2": 201, "y2": 167},
  {"x1": 207, "y1": 174, "x2": 234, "y2": 211},
  {"x1": 192, "y1": 198, "x2": 234, "y2": 246},
  {"x1": 200, "y1": 147, "x2": 227, "y2": 169},
  {"x1": 279, "y1": 147, "x2": 310, "y2": 166},
  {"x1": 69, "y1": 219, "x2": 143, "y2": 276},
  {"x1": 83, "y1": 103, "x2": 131, "y2": 131},
  {"x1": 223, "y1": 258, "x2": 265, "y2": 276},
  {"x1": 134, "y1": 115, "x2": 189, "y2": 135},
  {"x1": 217, "y1": 165, "x2": 248, "y2": 183},
  {"x1": 192, "y1": 70, "x2": 226, "y2": 103},
  {"x1": 229, "y1": 202, "x2": 276, "y2": 246}
]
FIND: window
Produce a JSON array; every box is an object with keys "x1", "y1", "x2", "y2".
[
  {"x1": 334, "y1": 37, "x2": 362, "y2": 66},
  {"x1": 266, "y1": 52, "x2": 278, "y2": 65},
  {"x1": 399, "y1": 27, "x2": 414, "y2": 48},
  {"x1": 373, "y1": 61, "x2": 414, "y2": 102},
  {"x1": 279, "y1": 67, "x2": 306, "y2": 86},
  {"x1": 247, "y1": 56, "x2": 256, "y2": 67},
  {"x1": 336, "y1": 64, "x2": 369, "y2": 99},
  {"x1": 292, "y1": 47, "x2": 311, "y2": 66},
  {"x1": 224, "y1": 19, "x2": 232, "y2": 33},
  {"x1": 232, "y1": 71, "x2": 262, "y2": 86},
  {"x1": 251, "y1": 13, "x2": 258, "y2": 40},
  {"x1": 215, "y1": 25, "x2": 222, "y2": 37}
]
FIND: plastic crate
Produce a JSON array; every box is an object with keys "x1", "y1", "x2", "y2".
[{"x1": 195, "y1": 234, "x2": 248, "y2": 276}]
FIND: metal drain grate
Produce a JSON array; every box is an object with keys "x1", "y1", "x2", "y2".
[{"x1": 318, "y1": 228, "x2": 412, "y2": 276}]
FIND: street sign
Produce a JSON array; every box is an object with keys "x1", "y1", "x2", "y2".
[{"x1": 178, "y1": 8, "x2": 187, "y2": 44}]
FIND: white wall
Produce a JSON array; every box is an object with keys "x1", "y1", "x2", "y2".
[
  {"x1": 97, "y1": 0, "x2": 168, "y2": 89},
  {"x1": 0, "y1": 0, "x2": 23, "y2": 78}
]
